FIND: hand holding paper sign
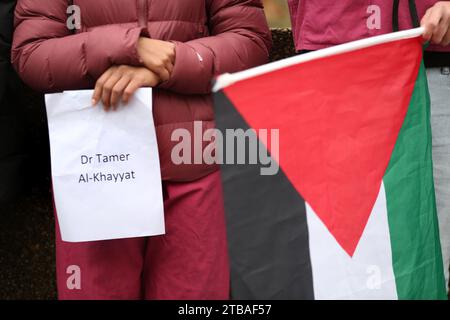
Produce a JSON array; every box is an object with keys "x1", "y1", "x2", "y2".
[
  {"x1": 92, "y1": 65, "x2": 160, "y2": 109},
  {"x1": 46, "y1": 88, "x2": 165, "y2": 242},
  {"x1": 91, "y1": 37, "x2": 176, "y2": 109}
]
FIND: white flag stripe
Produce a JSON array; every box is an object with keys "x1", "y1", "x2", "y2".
[{"x1": 306, "y1": 182, "x2": 398, "y2": 299}]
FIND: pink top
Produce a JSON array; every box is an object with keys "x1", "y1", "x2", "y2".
[{"x1": 288, "y1": 0, "x2": 450, "y2": 52}]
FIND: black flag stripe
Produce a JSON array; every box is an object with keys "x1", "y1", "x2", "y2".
[{"x1": 214, "y1": 91, "x2": 314, "y2": 299}]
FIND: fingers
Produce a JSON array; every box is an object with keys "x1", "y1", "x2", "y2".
[
  {"x1": 93, "y1": 66, "x2": 159, "y2": 110},
  {"x1": 431, "y1": 9, "x2": 448, "y2": 44},
  {"x1": 153, "y1": 61, "x2": 171, "y2": 82},
  {"x1": 421, "y1": 10, "x2": 433, "y2": 42},
  {"x1": 143, "y1": 52, "x2": 173, "y2": 82},
  {"x1": 164, "y1": 44, "x2": 176, "y2": 74},
  {"x1": 421, "y1": 2, "x2": 450, "y2": 45},
  {"x1": 92, "y1": 67, "x2": 115, "y2": 106},
  {"x1": 110, "y1": 76, "x2": 132, "y2": 109},
  {"x1": 158, "y1": 46, "x2": 175, "y2": 81},
  {"x1": 93, "y1": 66, "x2": 131, "y2": 111},
  {"x1": 137, "y1": 38, "x2": 175, "y2": 81},
  {"x1": 443, "y1": 30, "x2": 450, "y2": 46},
  {"x1": 433, "y1": 22, "x2": 448, "y2": 44},
  {"x1": 101, "y1": 71, "x2": 124, "y2": 110},
  {"x1": 421, "y1": 8, "x2": 442, "y2": 43},
  {"x1": 122, "y1": 78, "x2": 144, "y2": 104},
  {"x1": 166, "y1": 61, "x2": 174, "y2": 75}
]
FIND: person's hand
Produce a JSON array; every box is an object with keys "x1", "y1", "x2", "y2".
[
  {"x1": 421, "y1": 1, "x2": 450, "y2": 46},
  {"x1": 137, "y1": 37, "x2": 176, "y2": 82},
  {"x1": 92, "y1": 65, "x2": 160, "y2": 110}
]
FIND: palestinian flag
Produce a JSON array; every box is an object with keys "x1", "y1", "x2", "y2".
[{"x1": 213, "y1": 28, "x2": 447, "y2": 299}]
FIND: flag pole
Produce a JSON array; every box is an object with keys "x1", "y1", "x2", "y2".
[{"x1": 213, "y1": 27, "x2": 425, "y2": 92}]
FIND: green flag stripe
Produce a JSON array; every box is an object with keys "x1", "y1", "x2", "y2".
[{"x1": 383, "y1": 64, "x2": 447, "y2": 299}]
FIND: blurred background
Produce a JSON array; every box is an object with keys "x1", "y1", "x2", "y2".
[{"x1": 263, "y1": 0, "x2": 291, "y2": 28}]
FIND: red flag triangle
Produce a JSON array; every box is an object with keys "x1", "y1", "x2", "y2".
[{"x1": 222, "y1": 37, "x2": 422, "y2": 256}]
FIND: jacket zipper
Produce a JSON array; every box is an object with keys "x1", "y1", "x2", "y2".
[{"x1": 137, "y1": 0, "x2": 148, "y2": 27}]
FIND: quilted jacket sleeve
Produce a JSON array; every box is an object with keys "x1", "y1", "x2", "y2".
[
  {"x1": 159, "y1": 0, "x2": 272, "y2": 94},
  {"x1": 11, "y1": 0, "x2": 146, "y2": 92}
]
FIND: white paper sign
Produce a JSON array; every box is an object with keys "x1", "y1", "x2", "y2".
[{"x1": 45, "y1": 89, "x2": 165, "y2": 242}]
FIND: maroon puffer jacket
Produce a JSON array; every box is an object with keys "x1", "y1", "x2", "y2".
[{"x1": 12, "y1": 0, "x2": 272, "y2": 181}]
